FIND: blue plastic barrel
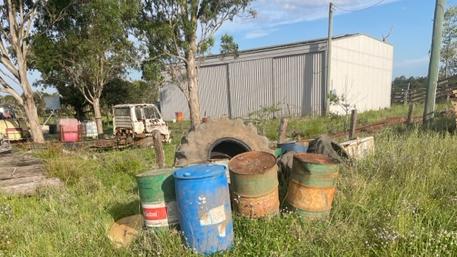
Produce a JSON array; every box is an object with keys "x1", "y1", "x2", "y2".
[
  {"x1": 278, "y1": 141, "x2": 308, "y2": 154},
  {"x1": 174, "y1": 164, "x2": 233, "y2": 255}
]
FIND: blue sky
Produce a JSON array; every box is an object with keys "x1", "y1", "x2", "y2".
[
  {"x1": 214, "y1": 0, "x2": 457, "y2": 78},
  {"x1": 17, "y1": 0, "x2": 457, "y2": 94}
]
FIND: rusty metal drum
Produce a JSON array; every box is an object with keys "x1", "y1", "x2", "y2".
[
  {"x1": 286, "y1": 153, "x2": 338, "y2": 219},
  {"x1": 228, "y1": 151, "x2": 279, "y2": 218},
  {"x1": 232, "y1": 187, "x2": 279, "y2": 218}
]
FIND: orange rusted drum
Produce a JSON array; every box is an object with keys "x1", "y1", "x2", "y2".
[
  {"x1": 286, "y1": 153, "x2": 338, "y2": 219},
  {"x1": 232, "y1": 187, "x2": 279, "y2": 219},
  {"x1": 175, "y1": 112, "x2": 184, "y2": 122},
  {"x1": 287, "y1": 180, "x2": 336, "y2": 211}
]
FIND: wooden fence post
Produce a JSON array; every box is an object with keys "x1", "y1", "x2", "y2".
[
  {"x1": 407, "y1": 102, "x2": 415, "y2": 126},
  {"x1": 278, "y1": 117, "x2": 288, "y2": 144},
  {"x1": 152, "y1": 131, "x2": 165, "y2": 168},
  {"x1": 349, "y1": 109, "x2": 357, "y2": 140}
]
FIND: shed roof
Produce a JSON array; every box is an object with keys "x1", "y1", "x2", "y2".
[{"x1": 202, "y1": 33, "x2": 389, "y2": 65}]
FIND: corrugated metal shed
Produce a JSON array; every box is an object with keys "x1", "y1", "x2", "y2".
[
  {"x1": 160, "y1": 34, "x2": 393, "y2": 120},
  {"x1": 329, "y1": 34, "x2": 394, "y2": 114}
]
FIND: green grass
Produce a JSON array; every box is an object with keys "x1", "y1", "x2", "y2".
[
  {"x1": 2, "y1": 106, "x2": 457, "y2": 256},
  {"x1": 256, "y1": 103, "x2": 451, "y2": 140}
]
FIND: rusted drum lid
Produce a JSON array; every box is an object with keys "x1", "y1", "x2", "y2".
[{"x1": 228, "y1": 151, "x2": 276, "y2": 175}]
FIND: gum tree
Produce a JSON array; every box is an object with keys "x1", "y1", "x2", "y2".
[
  {"x1": 0, "y1": 0, "x2": 48, "y2": 143},
  {"x1": 442, "y1": 6, "x2": 457, "y2": 77},
  {"x1": 33, "y1": 0, "x2": 137, "y2": 135},
  {"x1": 139, "y1": 0, "x2": 254, "y2": 129}
]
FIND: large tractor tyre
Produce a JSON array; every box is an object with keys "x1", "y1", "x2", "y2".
[{"x1": 175, "y1": 119, "x2": 272, "y2": 167}]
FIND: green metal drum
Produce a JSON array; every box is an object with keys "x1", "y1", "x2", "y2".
[
  {"x1": 228, "y1": 151, "x2": 280, "y2": 218},
  {"x1": 286, "y1": 153, "x2": 339, "y2": 219},
  {"x1": 136, "y1": 169, "x2": 178, "y2": 227},
  {"x1": 290, "y1": 153, "x2": 338, "y2": 187},
  {"x1": 228, "y1": 151, "x2": 278, "y2": 197}
]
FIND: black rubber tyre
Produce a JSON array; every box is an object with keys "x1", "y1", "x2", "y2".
[{"x1": 175, "y1": 119, "x2": 272, "y2": 166}]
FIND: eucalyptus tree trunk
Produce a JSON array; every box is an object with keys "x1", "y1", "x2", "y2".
[
  {"x1": 92, "y1": 97, "x2": 104, "y2": 136},
  {"x1": 185, "y1": 31, "x2": 201, "y2": 130},
  {"x1": 18, "y1": 55, "x2": 45, "y2": 143},
  {"x1": 0, "y1": 0, "x2": 45, "y2": 143},
  {"x1": 23, "y1": 94, "x2": 45, "y2": 143}
]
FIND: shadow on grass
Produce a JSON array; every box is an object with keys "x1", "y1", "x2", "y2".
[{"x1": 109, "y1": 199, "x2": 141, "y2": 221}]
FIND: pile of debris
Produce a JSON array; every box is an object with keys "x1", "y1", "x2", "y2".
[
  {"x1": 109, "y1": 118, "x2": 375, "y2": 255},
  {"x1": 0, "y1": 134, "x2": 11, "y2": 154},
  {"x1": 0, "y1": 151, "x2": 62, "y2": 195}
]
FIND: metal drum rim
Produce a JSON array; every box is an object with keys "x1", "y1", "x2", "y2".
[
  {"x1": 173, "y1": 164, "x2": 226, "y2": 180},
  {"x1": 293, "y1": 152, "x2": 338, "y2": 165},
  {"x1": 136, "y1": 168, "x2": 174, "y2": 178},
  {"x1": 228, "y1": 151, "x2": 277, "y2": 175}
]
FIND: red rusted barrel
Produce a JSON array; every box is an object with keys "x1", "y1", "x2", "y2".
[
  {"x1": 228, "y1": 151, "x2": 279, "y2": 219},
  {"x1": 286, "y1": 153, "x2": 338, "y2": 219}
]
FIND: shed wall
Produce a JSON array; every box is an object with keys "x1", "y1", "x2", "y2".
[
  {"x1": 329, "y1": 35, "x2": 393, "y2": 114},
  {"x1": 160, "y1": 34, "x2": 393, "y2": 120},
  {"x1": 160, "y1": 50, "x2": 326, "y2": 120}
]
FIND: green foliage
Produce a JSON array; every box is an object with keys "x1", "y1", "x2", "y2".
[
  {"x1": 220, "y1": 34, "x2": 239, "y2": 58},
  {"x1": 101, "y1": 79, "x2": 159, "y2": 112},
  {"x1": 442, "y1": 5, "x2": 457, "y2": 77},
  {"x1": 392, "y1": 76, "x2": 427, "y2": 90},
  {"x1": 32, "y1": 0, "x2": 138, "y2": 110},
  {"x1": 247, "y1": 104, "x2": 281, "y2": 135},
  {"x1": 137, "y1": 0, "x2": 254, "y2": 81}
]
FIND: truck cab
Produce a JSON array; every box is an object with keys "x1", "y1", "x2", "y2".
[{"x1": 113, "y1": 104, "x2": 171, "y2": 142}]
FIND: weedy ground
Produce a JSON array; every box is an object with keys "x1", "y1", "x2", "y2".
[{"x1": 1, "y1": 104, "x2": 457, "y2": 257}]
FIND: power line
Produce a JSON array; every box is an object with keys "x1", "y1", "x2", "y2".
[{"x1": 333, "y1": 0, "x2": 387, "y2": 12}]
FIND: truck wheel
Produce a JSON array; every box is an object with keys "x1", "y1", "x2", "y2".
[{"x1": 175, "y1": 119, "x2": 272, "y2": 167}]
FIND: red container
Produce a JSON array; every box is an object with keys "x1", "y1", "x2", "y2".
[{"x1": 58, "y1": 118, "x2": 80, "y2": 142}]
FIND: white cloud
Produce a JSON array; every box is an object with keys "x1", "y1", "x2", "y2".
[
  {"x1": 245, "y1": 28, "x2": 278, "y2": 39},
  {"x1": 220, "y1": 0, "x2": 400, "y2": 39}
]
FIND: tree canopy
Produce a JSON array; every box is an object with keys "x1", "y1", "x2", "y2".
[
  {"x1": 137, "y1": 0, "x2": 254, "y2": 128},
  {"x1": 32, "y1": 0, "x2": 139, "y2": 134},
  {"x1": 442, "y1": 5, "x2": 457, "y2": 77}
]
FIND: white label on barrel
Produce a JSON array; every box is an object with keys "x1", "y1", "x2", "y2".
[
  {"x1": 142, "y1": 202, "x2": 179, "y2": 227},
  {"x1": 200, "y1": 205, "x2": 226, "y2": 226}
]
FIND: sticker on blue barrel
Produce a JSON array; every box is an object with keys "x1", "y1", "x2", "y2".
[{"x1": 200, "y1": 205, "x2": 226, "y2": 226}]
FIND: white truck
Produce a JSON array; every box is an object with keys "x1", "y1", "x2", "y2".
[{"x1": 112, "y1": 104, "x2": 171, "y2": 145}]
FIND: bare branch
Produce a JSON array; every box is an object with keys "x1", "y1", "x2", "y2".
[{"x1": 0, "y1": 76, "x2": 23, "y2": 105}]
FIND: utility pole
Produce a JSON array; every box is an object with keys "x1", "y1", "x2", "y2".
[
  {"x1": 423, "y1": 0, "x2": 446, "y2": 127},
  {"x1": 325, "y1": 2, "x2": 334, "y2": 116}
]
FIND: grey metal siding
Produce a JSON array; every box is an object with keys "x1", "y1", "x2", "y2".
[
  {"x1": 228, "y1": 59, "x2": 273, "y2": 118},
  {"x1": 273, "y1": 52, "x2": 325, "y2": 116},
  {"x1": 198, "y1": 64, "x2": 229, "y2": 117},
  {"x1": 160, "y1": 83, "x2": 189, "y2": 120}
]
